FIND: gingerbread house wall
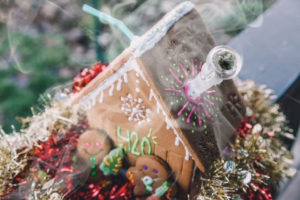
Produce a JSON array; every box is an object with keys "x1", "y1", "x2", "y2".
[{"x1": 79, "y1": 56, "x2": 194, "y2": 193}]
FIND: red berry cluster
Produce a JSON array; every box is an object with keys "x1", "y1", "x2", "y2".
[
  {"x1": 73, "y1": 62, "x2": 108, "y2": 93},
  {"x1": 235, "y1": 116, "x2": 255, "y2": 138}
]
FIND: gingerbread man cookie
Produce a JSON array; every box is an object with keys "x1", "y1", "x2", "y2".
[
  {"x1": 77, "y1": 129, "x2": 113, "y2": 177},
  {"x1": 127, "y1": 155, "x2": 174, "y2": 198}
]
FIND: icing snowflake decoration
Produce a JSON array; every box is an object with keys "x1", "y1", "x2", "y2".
[
  {"x1": 121, "y1": 94, "x2": 152, "y2": 125},
  {"x1": 164, "y1": 59, "x2": 222, "y2": 134}
]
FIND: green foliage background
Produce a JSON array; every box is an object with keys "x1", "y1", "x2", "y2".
[
  {"x1": 0, "y1": 31, "x2": 73, "y2": 131},
  {"x1": 0, "y1": 0, "x2": 276, "y2": 133}
]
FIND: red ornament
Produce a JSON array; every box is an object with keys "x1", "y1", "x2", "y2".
[
  {"x1": 73, "y1": 62, "x2": 108, "y2": 93},
  {"x1": 244, "y1": 183, "x2": 273, "y2": 200},
  {"x1": 235, "y1": 116, "x2": 254, "y2": 138}
]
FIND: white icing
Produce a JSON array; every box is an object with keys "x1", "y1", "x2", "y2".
[
  {"x1": 117, "y1": 78, "x2": 123, "y2": 91},
  {"x1": 149, "y1": 90, "x2": 154, "y2": 101},
  {"x1": 136, "y1": 88, "x2": 140, "y2": 93},
  {"x1": 166, "y1": 122, "x2": 170, "y2": 130},
  {"x1": 175, "y1": 137, "x2": 180, "y2": 146},
  {"x1": 136, "y1": 80, "x2": 140, "y2": 84},
  {"x1": 133, "y1": 1, "x2": 194, "y2": 57},
  {"x1": 91, "y1": 94, "x2": 96, "y2": 106},
  {"x1": 121, "y1": 93, "x2": 152, "y2": 124},
  {"x1": 81, "y1": 103, "x2": 88, "y2": 110},
  {"x1": 109, "y1": 84, "x2": 114, "y2": 96},
  {"x1": 86, "y1": 99, "x2": 93, "y2": 110},
  {"x1": 99, "y1": 91, "x2": 104, "y2": 103},
  {"x1": 79, "y1": 58, "x2": 149, "y2": 109},
  {"x1": 149, "y1": 89, "x2": 191, "y2": 160},
  {"x1": 123, "y1": 73, "x2": 128, "y2": 83}
]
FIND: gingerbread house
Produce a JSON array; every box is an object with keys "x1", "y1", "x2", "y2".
[{"x1": 73, "y1": 1, "x2": 245, "y2": 195}]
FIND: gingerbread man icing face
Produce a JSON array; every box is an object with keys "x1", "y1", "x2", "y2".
[
  {"x1": 77, "y1": 129, "x2": 112, "y2": 166},
  {"x1": 127, "y1": 155, "x2": 170, "y2": 197}
]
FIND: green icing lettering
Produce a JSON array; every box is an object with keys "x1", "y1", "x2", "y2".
[
  {"x1": 141, "y1": 137, "x2": 152, "y2": 155},
  {"x1": 130, "y1": 132, "x2": 140, "y2": 156},
  {"x1": 127, "y1": 130, "x2": 131, "y2": 151},
  {"x1": 117, "y1": 126, "x2": 155, "y2": 156},
  {"x1": 117, "y1": 126, "x2": 131, "y2": 151}
]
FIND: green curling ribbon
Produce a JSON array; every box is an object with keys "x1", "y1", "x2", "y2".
[
  {"x1": 141, "y1": 137, "x2": 152, "y2": 155},
  {"x1": 154, "y1": 181, "x2": 170, "y2": 197}
]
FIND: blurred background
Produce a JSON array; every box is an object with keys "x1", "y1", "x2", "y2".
[
  {"x1": 0, "y1": 0, "x2": 299, "y2": 199},
  {"x1": 0, "y1": 0, "x2": 280, "y2": 132}
]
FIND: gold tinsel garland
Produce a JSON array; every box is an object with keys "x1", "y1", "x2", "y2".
[
  {"x1": 196, "y1": 80, "x2": 296, "y2": 200},
  {"x1": 0, "y1": 147, "x2": 29, "y2": 196},
  {"x1": 196, "y1": 123, "x2": 295, "y2": 200},
  {"x1": 0, "y1": 80, "x2": 296, "y2": 199},
  {"x1": 236, "y1": 79, "x2": 294, "y2": 138},
  {"x1": 0, "y1": 94, "x2": 82, "y2": 198}
]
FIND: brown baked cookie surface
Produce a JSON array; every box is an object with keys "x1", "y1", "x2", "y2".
[{"x1": 76, "y1": 129, "x2": 113, "y2": 180}]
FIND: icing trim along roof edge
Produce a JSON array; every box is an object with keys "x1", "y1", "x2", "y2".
[{"x1": 132, "y1": 1, "x2": 194, "y2": 57}]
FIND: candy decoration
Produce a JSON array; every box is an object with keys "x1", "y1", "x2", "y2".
[
  {"x1": 73, "y1": 62, "x2": 108, "y2": 93},
  {"x1": 99, "y1": 147, "x2": 124, "y2": 176},
  {"x1": 154, "y1": 181, "x2": 170, "y2": 197},
  {"x1": 142, "y1": 176, "x2": 153, "y2": 194}
]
